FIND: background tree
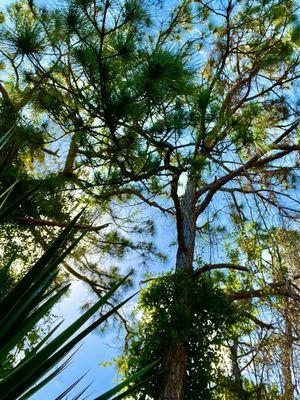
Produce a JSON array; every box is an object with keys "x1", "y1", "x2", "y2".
[
  {"x1": 199, "y1": 225, "x2": 300, "y2": 400},
  {"x1": 0, "y1": 3, "x2": 164, "y2": 308}
]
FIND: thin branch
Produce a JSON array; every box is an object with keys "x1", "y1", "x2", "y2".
[
  {"x1": 194, "y1": 263, "x2": 249, "y2": 276},
  {"x1": 229, "y1": 275, "x2": 300, "y2": 302},
  {"x1": 243, "y1": 312, "x2": 274, "y2": 330},
  {"x1": 195, "y1": 121, "x2": 299, "y2": 216},
  {"x1": 14, "y1": 216, "x2": 110, "y2": 232}
]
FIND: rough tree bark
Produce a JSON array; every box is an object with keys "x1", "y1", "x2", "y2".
[
  {"x1": 282, "y1": 300, "x2": 294, "y2": 400},
  {"x1": 159, "y1": 178, "x2": 197, "y2": 400},
  {"x1": 175, "y1": 179, "x2": 197, "y2": 273},
  {"x1": 229, "y1": 340, "x2": 247, "y2": 400}
]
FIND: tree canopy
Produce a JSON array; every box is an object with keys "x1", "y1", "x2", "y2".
[{"x1": 0, "y1": 0, "x2": 299, "y2": 399}]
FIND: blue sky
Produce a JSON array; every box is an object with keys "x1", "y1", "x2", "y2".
[
  {"x1": 33, "y1": 282, "x2": 129, "y2": 399},
  {"x1": 33, "y1": 208, "x2": 174, "y2": 399},
  {"x1": 2, "y1": 0, "x2": 297, "y2": 397},
  {"x1": 0, "y1": 1, "x2": 177, "y2": 398}
]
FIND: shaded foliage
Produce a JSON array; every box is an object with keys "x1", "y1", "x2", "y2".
[{"x1": 119, "y1": 272, "x2": 238, "y2": 399}]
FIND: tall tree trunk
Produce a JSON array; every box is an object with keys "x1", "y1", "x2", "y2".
[
  {"x1": 63, "y1": 134, "x2": 79, "y2": 177},
  {"x1": 282, "y1": 300, "x2": 294, "y2": 400},
  {"x1": 159, "y1": 179, "x2": 197, "y2": 400},
  {"x1": 158, "y1": 342, "x2": 188, "y2": 400},
  {"x1": 175, "y1": 179, "x2": 197, "y2": 273},
  {"x1": 230, "y1": 340, "x2": 246, "y2": 400}
]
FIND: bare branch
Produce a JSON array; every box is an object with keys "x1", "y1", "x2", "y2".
[
  {"x1": 229, "y1": 275, "x2": 300, "y2": 302},
  {"x1": 194, "y1": 263, "x2": 249, "y2": 276},
  {"x1": 243, "y1": 312, "x2": 274, "y2": 330},
  {"x1": 14, "y1": 216, "x2": 110, "y2": 232}
]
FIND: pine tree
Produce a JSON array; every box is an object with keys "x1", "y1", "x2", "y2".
[{"x1": 0, "y1": 0, "x2": 299, "y2": 398}]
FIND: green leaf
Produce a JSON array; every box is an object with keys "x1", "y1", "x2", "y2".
[
  {"x1": 0, "y1": 250, "x2": 17, "y2": 287},
  {"x1": 0, "y1": 181, "x2": 42, "y2": 224},
  {"x1": 93, "y1": 360, "x2": 159, "y2": 400},
  {"x1": 0, "y1": 209, "x2": 85, "y2": 314},
  {"x1": 291, "y1": 23, "x2": 300, "y2": 46},
  {"x1": 17, "y1": 354, "x2": 75, "y2": 400},
  {"x1": 0, "y1": 275, "x2": 133, "y2": 399},
  {"x1": 110, "y1": 377, "x2": 153, "y2": 400},
  {"x1": 0, "y1": 285, "x2": 69, "y2": 361},
  {"x1": 0, "y1": 127, "x2": 14, "y2": 151},
  {"x1": 18, "y1": 320, "x2": 64, "y2": 364},
  {"x1": 0, "y1": 270, "x2": 59, "y2": 340},
  {"x1": 0, "y1": 182, "x2": 18, "y2": 210},
  {"x1": 53, "y1": 373, "x2": 88, "y2": 400}
]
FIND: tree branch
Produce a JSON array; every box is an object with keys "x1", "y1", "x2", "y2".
[
  {"x1": 195, "y1": 121, "x2": 299, "y2": 216},
  {"x1": 243, "y1": 312, "x2": 274, "y2": 330},
  {"x1": 194, "y1": 263, "x2": 249, "y2": 276},
  {"x1": 0, "y1": 82, "x2": 12, "y2": 105},
  {"x1": 14, "y1": 216, "x2": 110, "y2": 232},
  {"x1": 229, "y1": 275, "x2": 300, "y2": 302}
]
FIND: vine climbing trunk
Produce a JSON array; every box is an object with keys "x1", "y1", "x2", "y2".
[{"x1": 159, "y1": 178, "x2": 197, "y2": 400}]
